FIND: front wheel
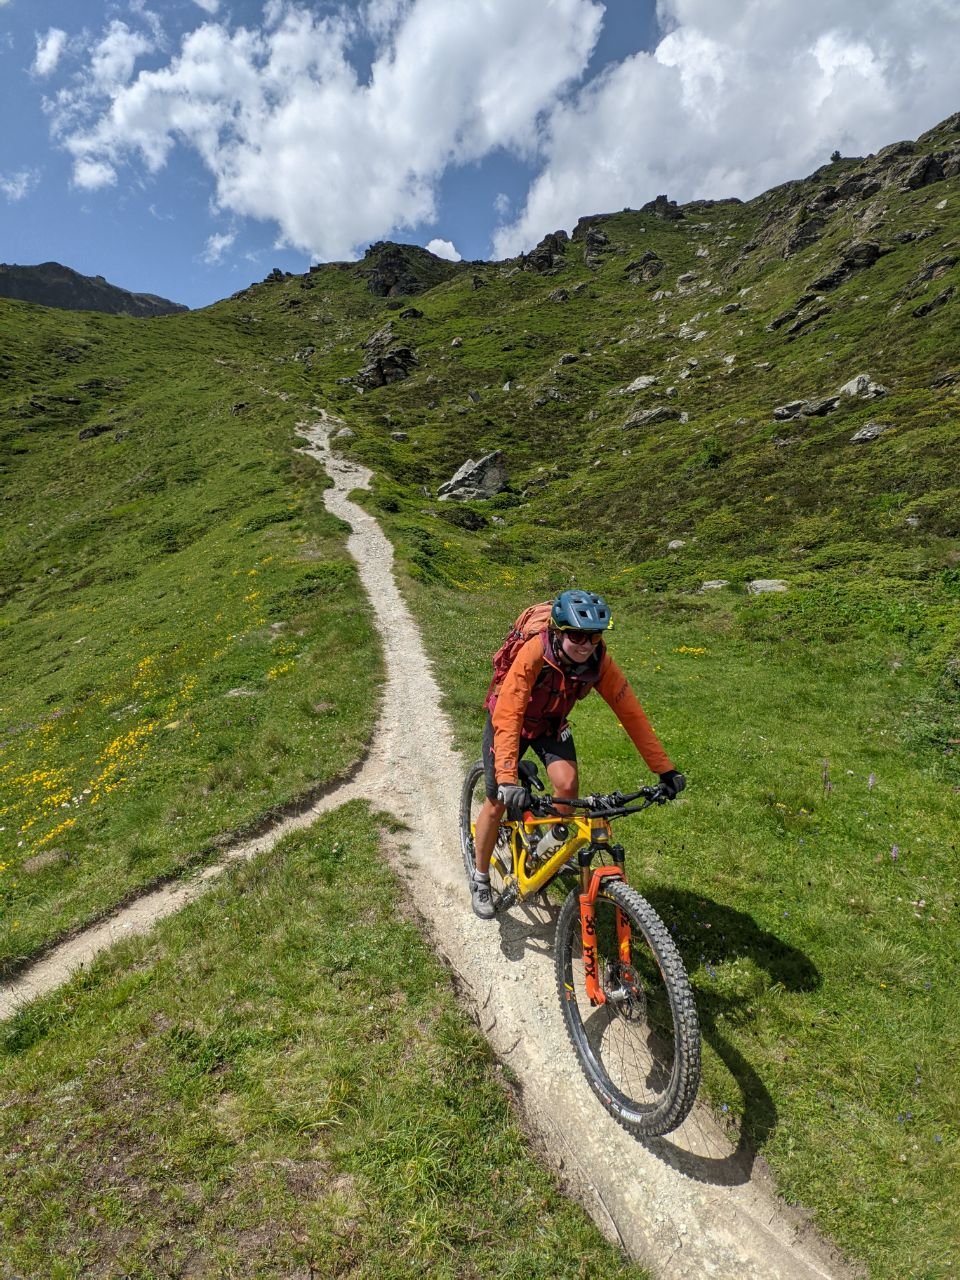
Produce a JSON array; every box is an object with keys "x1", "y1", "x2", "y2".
[
  {"x1": 555, "y1": 877, "x2": 700, "y2": 1137},
  {"x1": 459, "y1": 760, "x2": 513, "y2": 912}
]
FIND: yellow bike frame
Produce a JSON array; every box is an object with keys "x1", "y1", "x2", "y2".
[
  {"x1": 489, "y1": 812, "x2": 606, "y2": 897},
  {"x1": 485, "y1": 812, "x2": 630, "y2": 1007}
]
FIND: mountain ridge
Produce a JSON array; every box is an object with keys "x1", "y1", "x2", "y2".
[{"x1": 0, "y1": 260, "x2": 188, "y2": 317}]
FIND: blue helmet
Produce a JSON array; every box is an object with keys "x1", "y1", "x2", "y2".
[{"x1": 551, "y1": 589, "x2": 611, "y2": 632}]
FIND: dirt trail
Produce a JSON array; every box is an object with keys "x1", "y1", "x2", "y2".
[{"x1": 0, "y1": 417, "x2": 852, "y2": 1280}]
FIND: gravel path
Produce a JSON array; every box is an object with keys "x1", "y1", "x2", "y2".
[{"x1": 0, "y1": 417, "x2": 854, "y2": 1280}]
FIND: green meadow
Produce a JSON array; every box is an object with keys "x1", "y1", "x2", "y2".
[{"x1": 2, "y1": 113, "x2": 959, "y2": 1276}]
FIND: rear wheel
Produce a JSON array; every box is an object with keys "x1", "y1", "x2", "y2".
[
  {"x1": 459, "y1": 760, "x2": 512, "y2": 912},
  {"x1": 555, "y1": 877, "x2": 700, "y2": 1136}
]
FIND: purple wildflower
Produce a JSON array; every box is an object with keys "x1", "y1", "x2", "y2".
[
  {"x1": 868, "y1": 773, "x2": 876, "y2": 790},
  {"x1": 891, "y1": 845, "x2": 899, "y2": 861}
]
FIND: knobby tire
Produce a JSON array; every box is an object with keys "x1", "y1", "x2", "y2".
[{"x1": 555, "y1": 877, "x2": 700, "y2": 1137}]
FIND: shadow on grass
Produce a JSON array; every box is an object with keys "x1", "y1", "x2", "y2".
[
  {"x1": 643, "y1": 887, "x2": 821, "y2": 1186},
  {"x1": 492, "y1": 883, "x2": 820, "y2": 1189}
]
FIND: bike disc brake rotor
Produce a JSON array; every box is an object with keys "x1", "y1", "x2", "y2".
[{"x1": 603, "y1": 960, "x2": 648, "y2": 1021}]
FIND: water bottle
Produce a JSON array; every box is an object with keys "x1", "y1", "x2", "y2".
[{"x1": 534, "y1": 822, "x2": 569, "y2": 860}]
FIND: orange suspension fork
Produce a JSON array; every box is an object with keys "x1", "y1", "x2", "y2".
[{"x1": 578, "y1": 864, "x2": 627, "y2": 1006}]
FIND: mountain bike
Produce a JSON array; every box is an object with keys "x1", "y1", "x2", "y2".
[{"x1": 460, "y1": 760, "x2": 700, "y2": 1137}]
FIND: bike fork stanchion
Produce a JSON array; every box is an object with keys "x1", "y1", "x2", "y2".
[
  {"x1": 577, "y1": 850, "x2": 627, "y2": 1006},
  {"x1": 610, "y1": 845, "x2": 632, "y2": 967}
]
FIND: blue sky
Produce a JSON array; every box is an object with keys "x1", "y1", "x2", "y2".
[{"x1": 1, "y1": 0, "x2": 958, "y2": 311}]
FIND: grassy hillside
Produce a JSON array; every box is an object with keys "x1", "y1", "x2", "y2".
[
  {"x1": 2, "y1": 111, "x2": 959, "y2": 1278},
  {"x1": 0, "y1": 299, "x2": 382, "y2": 969}
]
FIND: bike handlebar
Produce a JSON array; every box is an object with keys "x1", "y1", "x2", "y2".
[{"x1": 526, "y1": 784, "x2": 668, "y2": 819}]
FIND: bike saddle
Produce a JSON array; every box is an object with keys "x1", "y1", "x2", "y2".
[{"x1": 518, "y1": 760, "x2": 545, "y2": 791}]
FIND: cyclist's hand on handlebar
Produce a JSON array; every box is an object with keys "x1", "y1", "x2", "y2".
[
  {"x1": 658, "y1": 769, "x2": 686, "y2": 800},
  {"x1": 497, "y1": 783, "x2": 530, "y2": 821}
]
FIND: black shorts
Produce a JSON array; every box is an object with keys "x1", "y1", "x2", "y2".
[{"x1": 482, "y1": 713, "x2": 577, "y2": 801}]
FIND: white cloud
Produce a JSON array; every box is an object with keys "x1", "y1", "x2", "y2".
[
  {"x1": 202, "y1": 230, "x2": 236, "y2": 262},
  {"x1": 89, "y1": 21, "x2": 154, "y2": 92},
  {"x1": 72, "y1": 157, "x2": 118, "y2": 190},
  {"x1": 494, "y1": 0, "x2": 960, "y2": 255},
  {"x1": 425, "y1": 238, "x2": 460, "y2": 261},
  {"x1": 33, "y1": 28, "x2": 68, "y2": 77},
  {"x1": 0, "y1": 169, "x2": 40, "y2": 201},
  {"x1": 40, "y1": 0, "x2": 960, "y2": 265},
  {"x1": 52, "y1": 0, "x2": 603, "y2": 258}
]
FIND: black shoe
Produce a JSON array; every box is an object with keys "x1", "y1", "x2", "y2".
[{"x1": 470, "y1": 875, "x2": 495, "y2": 919}]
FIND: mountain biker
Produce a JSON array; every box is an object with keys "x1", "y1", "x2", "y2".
[{"x1": 470, "y1": 588, "x2": 684, "y2": 919}]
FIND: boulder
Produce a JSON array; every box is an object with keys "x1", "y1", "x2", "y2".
[
  {"x1": 747, "y1": 579, "x2": 789, "y2": 594},
  {"x1": 699, "y1": 580, "x2": 730, "y2": 592},
  {"x1": 622, "y1": 405, "x2": 682, "y2": 430},
  {"x1": 773, "y1": 400, "x2": 807, "y2": 420},
  {"x1": 438, "y1": 451, "x2": 509, "y2": 502},
  {"x1": 839, "y1": 374, "x2": 888, "y2": 399},
  {"x1": 621, "y1": 375, "x2": 659, "y2": 393},
  {"x1": 802, "y1": 396, "x2": 841, "y2": 417},
  {"x1": 850, "y1": 422, "x2": 891, "y2": 443},
  {"x1": 356, "y1": 346, "x2": 417, "y2": 389}
]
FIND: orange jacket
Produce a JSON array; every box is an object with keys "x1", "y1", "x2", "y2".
[{"x1": 489, "y1": 634, "x2": 674, "y2": 785}]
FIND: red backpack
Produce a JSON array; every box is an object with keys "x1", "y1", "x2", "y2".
[{"x1": 486, "y1": 601, "x2": 554, "y2": 699}]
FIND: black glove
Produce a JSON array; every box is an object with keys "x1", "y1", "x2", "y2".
[
  {"x1": 658, "y1": 770, "x2": 686, "y2": 800},
  {"x1": 497, "y1": 783, "x2": 531, "y2": 821}
]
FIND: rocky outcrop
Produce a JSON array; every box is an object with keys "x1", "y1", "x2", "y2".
[
  {"x1": 913, "y1": 286, "x2": 955, "y2": 319},
  {"x1": 640, "y1": 194, "x2": 684, "y2": 221},
  {"x1": 773, "y1": 373, "x2": 888, "y2": 420},
  {"x1": 583, "y1": 227, "x2": 610, "y2": 266},
  {"x1": 355, "y1": 321, "x2": 418, "y2": 389},
  {"x1": 624, "y1": 251, "x2": 663, "y2": 283},
  {"x1": 438, "y1": 451, "x2": 509, "y2": 501},
  {"x1": 783, "y1": 214, "x2": 826, "y2": 258},
  {"x1": 0, "y1": 261, "x2": 186, "y2": 317},
  {"x1": 809, "y1": 239, "x2": 887, "y2": 292},
  {"x1": 354, "y1": 241, "x2": 464, "y2": 297},
  {"x1": 522, "y1": 231, "x2": 569, "y2": 274}
]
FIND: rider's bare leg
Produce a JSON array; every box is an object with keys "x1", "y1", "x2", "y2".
[
  {"x1": 546, "y1": 758, "x2": 578, "y2": 812},
  {"x1": 473, "y1": 797, "x2": 505, "y2": 876}
]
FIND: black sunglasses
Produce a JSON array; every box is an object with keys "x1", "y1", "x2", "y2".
[{"x1": 560, "y1": 629, "x2": 603, "y2": 645}]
